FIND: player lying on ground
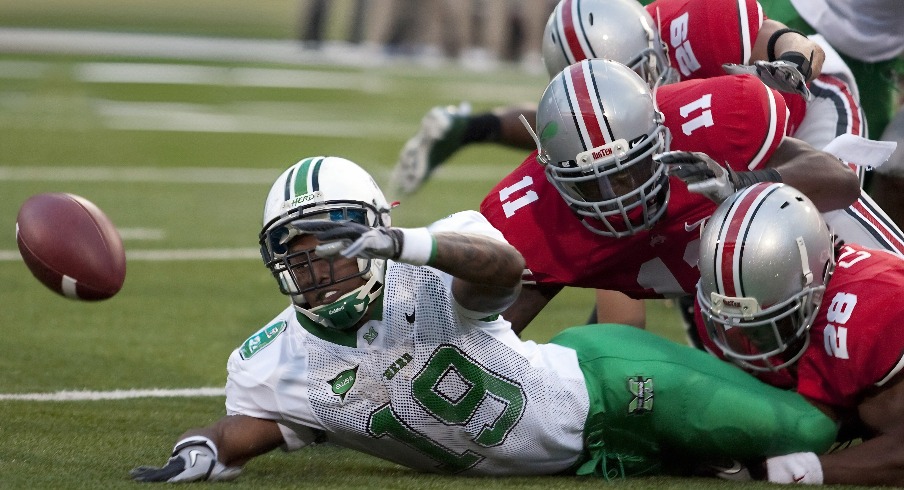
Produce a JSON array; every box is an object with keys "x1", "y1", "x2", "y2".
[
  {"x1": 132, "y1": 156, "x2": 835, "y2": 482},
  {"x1": 694, "y1": 182, "x2": 904, "y2": 486}
]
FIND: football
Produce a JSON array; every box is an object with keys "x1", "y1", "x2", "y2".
[{"x1": 16, "y1": 193, "x2": 126, "y2": 300}]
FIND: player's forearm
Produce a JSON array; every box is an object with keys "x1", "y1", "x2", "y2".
[
  {"x1": 431, "y1": 232, "x2": 524, "y2": 288},
  {"x1": 753, "y1": 20, "x2": 824, "y2": 81},
  {"x1": 769, "y1": 138, "x2": 860, "y2": 211},
  {"x1": 819, "y1": 432, "x2": 904, "y2": 486}
]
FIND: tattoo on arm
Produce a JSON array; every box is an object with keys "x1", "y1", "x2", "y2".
[{"x1": 430, "y1": 232, "x2": 524, "y2": 288}]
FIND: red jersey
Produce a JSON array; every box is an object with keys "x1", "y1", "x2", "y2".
[
  {"x1": 480, "y1": 75, "x2": 787, "y2": 298},
  {"x1": 647, "y1": 0, "x2": 762, "y2": 79},
  {"x1": 697, "y1": 244, "x2": 904, "y2": 410}
]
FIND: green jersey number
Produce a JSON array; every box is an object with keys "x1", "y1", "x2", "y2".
[{"x1": 368, "y1": 345, "x2": 526, "y2": 473}]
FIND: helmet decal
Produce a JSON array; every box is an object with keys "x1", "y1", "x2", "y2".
[
  {"x1": 712, "y1": 183, "x2": 780, "y2": 298},
  {"x1": 554, "y1": 0, "x2": 597, "y2": 67},
  {"x1": 283, "y1": 157, "x2": 323, "y2": 200},
  {"x1": 562, "y1": 61, "x2": 616, "y2": 151}
]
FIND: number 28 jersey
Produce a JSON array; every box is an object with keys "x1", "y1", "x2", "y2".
[
  {"x1": 698, "y1": 244, "x2": 904, "y2": 411},
  {"x1": 480, "y1": 75, "x2": 787, "y2": 298},
  {"x1": 223, "y1": 211, "x2": 590, "y2": 475}
]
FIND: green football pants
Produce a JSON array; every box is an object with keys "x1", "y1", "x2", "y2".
[{"x1": 550, "y1": 324, "x2": 837, "y2": 478}]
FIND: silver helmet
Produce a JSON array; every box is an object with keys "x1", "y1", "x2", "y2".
[
  {"x1": 697, "y1": 183, "x2": 835, "y2": 372},
  {"x1": 260, "y1": 156, "x2": 391, "y2": 330},
  {"x1": 542, "y1": 0, "x2": 677, "y2": 87},
  {"x1": 535, "y1": 58, "x2": 670, "y2": 237}
]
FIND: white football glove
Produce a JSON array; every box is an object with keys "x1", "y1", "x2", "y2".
[
  {"x1": 291, "y1": 220, "x2": 403, "y2": 260},
  {"x1": 130, "y1": 436, "x2": 242, "y2": 483},
  {"x1": 657, "y1": 151, "x2": 737, "y2": 203},
  {"x1": 723, "y1": 52, "x2": 812, "y2": 100}
]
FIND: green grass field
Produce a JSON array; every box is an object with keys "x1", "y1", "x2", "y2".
[{"x1": 0, "y1": 3, "x2": 871, "y2": 489}]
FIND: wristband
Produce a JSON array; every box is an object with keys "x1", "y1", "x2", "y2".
[
  {"x1": 172, "y1": 435, "x2": 218, "y2": 457},
  {"x1": 732, "y1": 168, "x2": 782, "y2": 189},
  {"x1": 778, "y1": 50, "x2": 813, "y2": 81},
  {"x1": 172, "y1": 435, "x2": 242, "y2": 482},
  {"x1": 767, "y1": 28, "x2": 806, "y2": 62},
  {"x1": 396, "y1": 228, "x2": 436, "y2": 266},
  {"x1": 766, "y1": 452, "x2": 823, "y2": 484}
]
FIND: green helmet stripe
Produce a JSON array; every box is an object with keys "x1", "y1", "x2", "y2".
[{"x1": 292, "y1": 157, "x2": 324, "y2": 197}]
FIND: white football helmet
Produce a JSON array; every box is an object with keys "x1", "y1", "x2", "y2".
[
  {"x1": 535, "y1": 58, "x2": 670, "y2": 237},
  {"x1": 260, "y1": 156, "x2": 391, "y2": 330},
  {"x1": 697, "y1": 183, "x2": 836, "y2": 372},
  {"x1": 542, "y1": 0, "x2": 677, "y2": 87}
]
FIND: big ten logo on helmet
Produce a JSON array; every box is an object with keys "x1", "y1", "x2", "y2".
[
  {"x1": 281, "y1": 190, "x2": 324, "y2": 211},
  {"x1": 669, "y1": 13, "x2": 701, "y2": 77},
  {"x1": 592, "y1": 146, "x2": 613, "y2": 160}
]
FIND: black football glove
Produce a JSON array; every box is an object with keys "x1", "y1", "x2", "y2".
[{"x1": 723, "y1": 51, "x2": 812, "y2": 100}]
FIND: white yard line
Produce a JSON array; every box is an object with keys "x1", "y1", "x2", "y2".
[
  {"x1": 0, "y1": 387, "x2": 224, "y2": 401},
  {"x1": 0, "y1": 166, "x2": 279, "y2": 183},
  {"x1": 0, "y1": 248, "x2": 260, "y2": 261}
]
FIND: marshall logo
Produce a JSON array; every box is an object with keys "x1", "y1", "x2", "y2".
[
  {"x1": 363, "y1": 326, "x2": 378, "y2": 345},
  {"x1": 592, "y1": 146, "x2": 614, "y2": 160},
  {"x1": 328, "y1": 366, "x2": 358, "y2": 401},
  {"x1": 627, "y1": 376, "x2": 654, "y2": 414}
]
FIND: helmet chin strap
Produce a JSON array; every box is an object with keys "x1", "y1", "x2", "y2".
[{"x1": 296, "y1": 274, "x2": 382, "y2": 330}]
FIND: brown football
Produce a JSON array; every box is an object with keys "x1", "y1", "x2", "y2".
[{"x1": 16, "y1": 193, "x2": 126, "y2": 300}]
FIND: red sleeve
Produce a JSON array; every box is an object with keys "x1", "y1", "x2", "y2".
[
  {"x1": 656, "y1": 74, "x2": 787, "y2": 171},
  {"x1": 648, "y1": 0, "x2": 763, "y2": 79},
  {"x1": 796, "y1": 246, "x2": 904, "y2": 408}
]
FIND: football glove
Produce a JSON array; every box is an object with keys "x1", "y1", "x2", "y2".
[
  {"x1": 658, "y1": 151, "x2": 737, "y2": 203},
  {"x1": 130, "y1": 436, "x2": 242, "y2": 483},
  {"x1": 291, "y1": 220, "x2": 404, "y2": 261},
  {"x1": 723, "y1": 51, "x2": 812, "y2": 100}
]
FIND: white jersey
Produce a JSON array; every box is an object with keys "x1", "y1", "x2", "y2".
[
  {"x1": 224, "y1": 211, "x2": 589, "y2": 475},
  {"x1": 790, "y1": 0, "x2": 904, "y2": 62}
]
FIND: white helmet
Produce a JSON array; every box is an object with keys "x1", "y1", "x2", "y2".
[
  {"x1": 542, "y1": 0, "x2": 677, "y2": 87},
  {"x1": 535, "y1": 58, "x2": 670, "y2": 237},
  {"x1": 697, "y1": 183, "x2": 835, "y2": 372},
  {"x1": 260, "y1": 156, "x2": 391, "y2": 330}
]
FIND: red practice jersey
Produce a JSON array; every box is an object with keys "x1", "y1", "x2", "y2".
[
  {"x1": 480, "y1": 74, "x2": 787, "y2": 298},
  {"x1": 696, "y1": 244, "x2": 904, "y2": 410}
]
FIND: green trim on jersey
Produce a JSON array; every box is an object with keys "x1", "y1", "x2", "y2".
[{"x1": 295, "y1": 298, "x2": 384, "y2": 347}]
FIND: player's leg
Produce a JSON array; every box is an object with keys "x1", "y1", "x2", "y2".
[
  {"x1": 389, "y1": 104, "x2": 538, "y2": 194},
  {"x1": 549, "y1": 324, "x2": 837, "y2": 478}
]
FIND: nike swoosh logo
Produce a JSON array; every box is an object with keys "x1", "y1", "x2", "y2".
[
  {"x1": 188, "y1": 450, "x2": 202, "y2": 467},
  {"x1": 711, "y1": 460, "x2": 744, "y2": 474},
  {"x1": 685, "y1": 217, "x2": 707, "y2": 232},
  {"x1": 405, "y1": 309, "x2": 415, "y2": 323}
]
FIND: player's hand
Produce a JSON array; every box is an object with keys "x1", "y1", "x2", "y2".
[
  {"x1": 723, "y1": 53, "x2": 812, "y2": 100},
  {"x1": 657, "y1": 151, "x2": 736, "y2": 203},
  {"x1": 291, "y1": 219, "x2": 403, "y2": 260},
  {"x1": 131, "y1": 438, "x2": 242, "y2": 483}
]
